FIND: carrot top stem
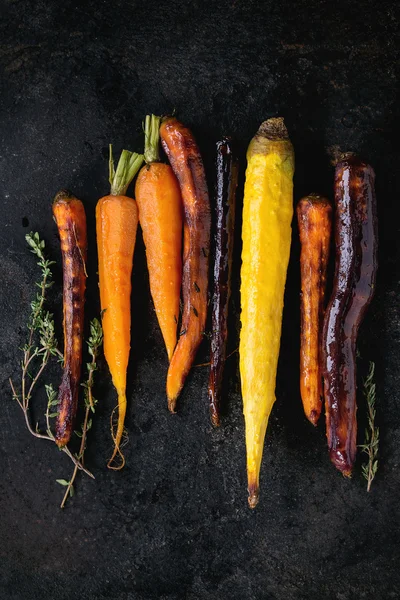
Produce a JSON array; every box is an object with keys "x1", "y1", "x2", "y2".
[
  {"x1": 109, "y1": 144, "x2": 144, "y2": 196},
  {"x1": 144, "y1": 114, "x2": 161, "y2": 164}
]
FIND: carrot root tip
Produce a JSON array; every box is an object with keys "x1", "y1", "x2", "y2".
[
  {"x1": 168, "y1": 398, "x2": 177, "y2": 414},
  {"x1": 210, "y1": 412, "x2": 220, "y2": 428},
  {"x1": 308, "y1": 410, "x2": 319, "y2": 426},
  {"x1": 107, "y1": 451, "x2": 126, "y2": 471},
  {"x1": 248, "y1": 490, "x2": 259, "y2": 510}
]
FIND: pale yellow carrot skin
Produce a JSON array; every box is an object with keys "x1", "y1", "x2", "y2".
[{"x1": 240, "y1": 118, "x2": 295, "y2": 508}]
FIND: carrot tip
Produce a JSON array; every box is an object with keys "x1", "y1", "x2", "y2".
[
  {"x1": 308, "y1": 410, "x2": 319, "y2": 426},
  {"x1": 330, "y1": 449, "x2": 353, "y2": 477},
  {"x1": 53, "y1": 189, "x2": 75, "y2": 204},
  {"x1": 210, "y1": 412, "x2": 220, "y2": 427},
  {"x1": 107, "y1": 447, "x2": 126, "y2": 470},
  {"x1": 257, "y1": 117, "x2": 288, "y2": 141},
  {"x1": 248, "y1": 490, "x2": 259, "y2": 510},
  {"x1": 168, "y1": 398, "x2": 177, "y2": 414}
]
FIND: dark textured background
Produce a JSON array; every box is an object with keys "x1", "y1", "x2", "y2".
[{"x1": 0, "y1": 1, "x2": 399, "y2": 599}]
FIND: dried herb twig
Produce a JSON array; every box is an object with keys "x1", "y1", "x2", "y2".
[
  {"x1": 9, "y1": 233, "x2": 92, "y2": 480},
  {"x1": 59, "y1": 318, "x2": 103, "y2": 508},
  {"x1": 360, "y1": 361, "x2": 379, "y2": 491}
]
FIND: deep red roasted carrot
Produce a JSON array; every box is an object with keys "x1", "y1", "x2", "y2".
[
  {"x1": 53, "y1": 191, "x2": 87, "y2": 448},
  {"x1": 160, "y1": 117, "x2": 211, "y2": 412},
  {"x1": 208, "y1": 138, "x2": 238, "y2": 426},
  {"x1": 322, "y1": 155, "x2": 378, "y2": 475},
  {"x1": 297, "y1": 194, "x2": 332, "y2": 425}
]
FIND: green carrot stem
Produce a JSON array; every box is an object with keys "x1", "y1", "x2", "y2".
[
  {"x1": 109, "y1": 145, "x2": 144, "y2": 196},
  {"x1": 144, "y1": 114, "x2": 161, "y2": 164}
]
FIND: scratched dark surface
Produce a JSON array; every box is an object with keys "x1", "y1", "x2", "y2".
[{"x1": 0, "y1": 1, "x2": 399, "y2": 599}]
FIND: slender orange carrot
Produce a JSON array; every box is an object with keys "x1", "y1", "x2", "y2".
[
  {"x1": 160, "y1": 117, "x2": 211, "y2": 412},
  {"x1": 297, "y1": 194, "x2": 332, "y2": 425},
  {"x1": 96, "y1": 146, "x2": 144, "y2": 469},
  {"x1": 135, "y1": 115, "x2": 183, "y2": 361},
  {"x1": 53, "y1": 191, "x2": 87, "y2": 448}
]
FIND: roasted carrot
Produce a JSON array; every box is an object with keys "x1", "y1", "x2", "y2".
[
  {"x1": 297, "y1": 195, "x2": 332, "y2": 425},
  {"x1": 208, "y1": 138, "x2": 238, "y2": 426},
  {"x1": 160, "y1": 117, "x2": 211, "y2": 412},
  {"x1": 96, "y1": 146, "x2": 144, "y2": 469},
  {"x1": 135, "y1": 115, "x2": 183, "y2": 361},
  {"x1": 322, "y1": 155, "x2": 378, "y2": 476},
  {"x1": 240, "y1": 118, "x2": 294, "y2": 508},
  {"x1": 53, "y1": 190, "x2": 87, "y2": 448}
]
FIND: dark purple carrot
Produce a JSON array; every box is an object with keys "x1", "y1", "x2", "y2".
[
  {"x1": 208, "y1": 139, "x2": 238, "y2": 426},
  {"x1": 53, "y1": 190, "x2": 87, "y2": 448},
  {"x1": 322, "y1": 155, "x2": 378, "y2": 475}
]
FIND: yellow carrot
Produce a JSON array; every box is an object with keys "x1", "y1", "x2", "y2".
[{"x1": 240, "y1": 118, "x2": 295, "y2": 508}]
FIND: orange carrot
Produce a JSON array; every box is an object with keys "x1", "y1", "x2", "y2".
[
  {"x1": 160, "y1": 117, "x2": 211, "y2": 412},
  {"x1": 297, "y1": 194, "x2": 332, "y2": 425},
  {"x1": 53, "y1": 191, "x2": 87, "y2": 448},
  {"x1": 135, "y1": 115, "x2": 183, "y2": 361},
  {"x1": 96, "y1": 146, "x2": 144, "y2": 469}
]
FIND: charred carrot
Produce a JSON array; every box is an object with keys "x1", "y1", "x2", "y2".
[
  {"x1": 297, "y1": 195, "x2": 332, "y2": 425},
  {"x1": 160, "y1": 117, "x2": 211, "y2": 412},
  {"x1": 53, "y1": 191, "x2": 87, "y2": 448},
  {"x1": 135, "y1": 115, "x2": 183, "y2": 361},
  {"x1": 322, "y1": 155, "x2": 378, "y2": 476},
  {"x1": 240, "y1": 118, "x2": 294, "y2": 508},
  {"x1": 96, "y1": 146, "x2": 144, "y2": 469},
  {"x1": 208, "y1": 138, "x2": 238, "y2": 426}
]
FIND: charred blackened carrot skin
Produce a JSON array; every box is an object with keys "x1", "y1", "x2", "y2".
[
  {"x1": 208, "y1": 138, "x2": 238, "y2": 426},
  {"x1": 53, "y1": 190, "x2": 87, "y2": 448},
  {"x1": 297, "y1": 195, "x2": 332, "y2": 425},
  {"x1": 160, "y1": 117, "x2": 211, "y2": 411},
  {"x1": 322, "y1": 155, "x2": 378, "y2": 475}
]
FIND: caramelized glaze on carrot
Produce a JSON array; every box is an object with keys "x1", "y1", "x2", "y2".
[
  {"x1": 322, "y1": 155, "x2": 378, "y2": 475},
  {"x1": 208, "y1": 138, "x2": 238, "y2": 426},
  {"x1": 297, "y1": 194, "x2": 332, "y2": 425},
  {"x1": 53, "y1": 190, "x2": 87, "y2": 448},
  {"x1": 160, "y1": 117, "x2": 211, "y2": 412}
]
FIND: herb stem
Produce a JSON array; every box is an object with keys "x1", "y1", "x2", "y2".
[
  {"x1": 60, "y1": 406, "x2": 92, "y2": 509},
  {"x1": 10, "y1": 232, "x2": 95, "y2": 506},
  {"x1": 360, "y1": 361, "x2": 379, "y2": 491},
  {"x1": 59, "y1": 318, "x2": 102, "y2": 508},
  {"x1": 26, "y1": 350, "x2": 50, "y2": 403}
]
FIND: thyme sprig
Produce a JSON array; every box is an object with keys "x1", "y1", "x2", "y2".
[
  {"x1": 59, "y1": 318, "x2": 103, "y2": 508},
  {"x1": 360, "y1": 361, "x2": 379, "y2": 492},
  {"x1": 9, "y1": 233, "x2": 93, "y2": 487}
]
